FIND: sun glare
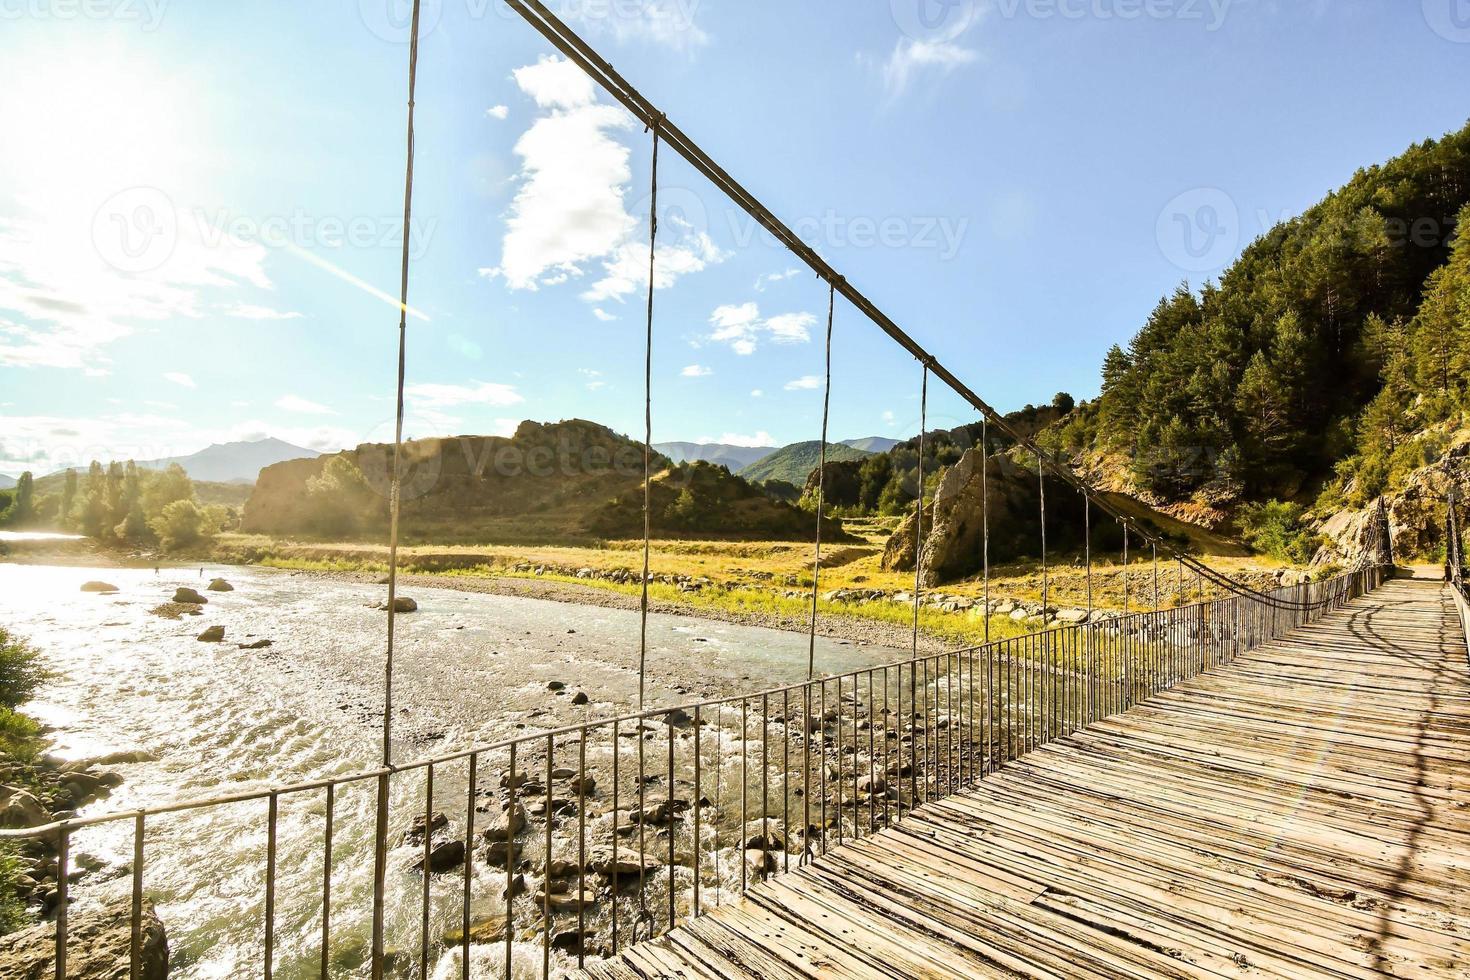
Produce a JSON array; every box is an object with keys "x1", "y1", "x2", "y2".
[{"x1": 1, "y1": 46, "x2": 198, "y2": 219}]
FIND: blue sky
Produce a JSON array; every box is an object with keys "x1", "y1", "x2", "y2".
[{"x1": 2, "y1": 0, "x2": 1468, "y2": 475}]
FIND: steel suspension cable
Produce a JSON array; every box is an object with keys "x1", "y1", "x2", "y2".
[
  {"x1": 982, "y1": 417, "x2": 989, "y2": 645},
  {"x1": 911, "y1": 365, "x2": 929, "y2": 659},
  {"x1": 498, "y1": 0, "x2": 1340, "y2": 611},
  {"x1": 807, "y1": 283, "x2": 836, "y2": 680},
  {"x1": 638, "y1": 118, "x2": 662, "y2": 713},
  {"x1": 373, "y1": 0, "x2": 422, "y2": 974}
]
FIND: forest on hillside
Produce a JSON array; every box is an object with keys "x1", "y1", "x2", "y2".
[{"x1": 1043, "y1": 122, "x2": 1470, "y2": 513}]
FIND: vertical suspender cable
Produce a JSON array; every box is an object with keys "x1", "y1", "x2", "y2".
[
  {"x1": 1038, "y1": 450, "x2": 1048, "y2": 622},
  {"x1": 911, "y1": 365, "x2": 929, "y2": 659},
  {"x1": 374, "y1": 1, "x2": 422, "y2": 974},
  {"x1": 807, "y1": 283, "x2": 836, "y2": 680},
  {"x1": 981, "y1": 417, "x2": 989, "y2": 645},
  {"x1": 638, "y1": 119, "x2": 662, "y2": 713}
]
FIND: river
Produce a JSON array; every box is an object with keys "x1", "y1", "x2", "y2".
[{"x1": 0, "y1": 561, "x2": 907, "y2": 977}]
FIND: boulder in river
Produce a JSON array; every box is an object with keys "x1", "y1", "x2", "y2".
[
  {"x1": 80, "y1": 581, "x2": 118, "y2": 594},
  {"x1": 206, "y1": 578, "x2": 234, "y2": 592},
  {"x1": 0, "y1": 785, "x2": 50, "y2": 829},
  {"x1": 0, "y1": 897, "x2": 168, "y2": 979},
  {"x1": 237, "y1": 639, "x2": 272, "y2": 650},
  {"x1": 413, "y1": 838, "x2": 466, "y2": 874},
  {"x1": 442, "y1": 913, "x2": 506, "y2": 946},
  {"x1": 173, "y1": 588, "x2": 207, "y2": 605},
  {"x1": 197, "y1": 626, "x2": 226, "y2": 643}
]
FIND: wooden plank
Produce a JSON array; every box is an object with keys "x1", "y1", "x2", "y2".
[{"x1": 576, "y1": 579, "x2": 1470, "y2": 979}]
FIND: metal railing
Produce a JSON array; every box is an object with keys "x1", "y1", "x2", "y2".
[
  {"x1": 1, "y1": 564, "x2": 1385, "y2": 979},
  {"x1": 1448, "y1": 488, "x2": 1469, "y2": 661}
]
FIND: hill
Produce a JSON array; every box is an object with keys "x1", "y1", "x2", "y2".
[
  {"x1": 0, "y1": 475, "x2": 14, "y2": 490},
  {"x1": 738, "y1": 441, "x2": 872, "y2": 485},
  {"x1": 841, "y1": 437, "x2": 900, "y2": 453},
  {"x1": 30, "y1": 469, "x2": 252, "y2": 510},
  {"x1": 1046, "y1": 120, "x2": 1470, "y2": 516},
  {"x1": 243, "y1": 419, "x2": 844, "y2": 543},
  {"x1": 134, "y1": 438, "x2": 319, "y2": 484},
  {"x1": 653, "y1": 441, "x2": 774, "y2": 471}
]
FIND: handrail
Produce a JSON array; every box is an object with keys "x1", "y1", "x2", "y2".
[{"x1": 0, "y1": 563, "x2": 1386, "y2": 979}]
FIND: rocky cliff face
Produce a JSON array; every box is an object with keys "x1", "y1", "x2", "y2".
[
  {"x1": 881, "y1": 449, "x2": 1107, "y2": 586},
  {"x1": 1314, "y1": 430, "x2": 1470, "y2": 567}
]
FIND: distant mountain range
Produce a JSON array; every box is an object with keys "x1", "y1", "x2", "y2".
[
  {"x1": 0, "y1": 474, "x2": 15, "y2": 490},
  {"x1": 653, "y1": 441, "x2": 774, "y2": 471},
  {"x1": 840, "y1": 436, "x2": 900, "y2": 453},
  {"x1": 655, "y1": 436, "x2": 899, "y2": 480},
  {"x1": 738, "y1": 441, "x2": 873, "y2": 486},
  {"x1": 36, "y1": 438, "x2": 321, "y2": 485},
  {"x1": 136, "y1": 438, "x2": 321, "y2": 483}
]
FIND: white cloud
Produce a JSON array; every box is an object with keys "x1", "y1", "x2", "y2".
[
  {"x1": 496, "y1": 56, "x2": 725, "y2": 302},
  {"x1": 754, "y1": 268, "x2": 799, "y2": 292},
  {"x1": 695, "y1": 431, "x2": 776, "y2": 449},
  {"x1": 785, "y1": 375, "x2": 822, "y2": 391},
  {"x1": 486, "y1": 105, "x2": 510, "y2": 120},
  {"x1": 882, "y1": 410, "x2": 896, "y2": 427},
  {"x1": 163, "y1": 372, "x2": 196, "y2": 389},
  {"x1": 0, "y1": 210, "x2": 274, "y2": 372},
  {"x1": 404, "y1": 380, "x2": 524, "y2": 409},
  {"x1": 223, "y1": 303, "x2": 303, "y2": 321},
  {"x1": 592, "y1": 307, "x2": 618, "y2": 322},
  {"x1": 881, "y1": 38, "x2": 979, "y2": 100},
  {"x1": 884, "y1": 40, "x2": 978, "y2": 99},
  {"x1": 750, "y1": 389, "x2": 764, "y2": 398},
  {"x1": 275, "y1": 394, "x2": 338, "y2": 415},
  {"x1": 570, "y1": 0, "x2": 710, "y2": 54},
  {"x1": 681, "y1": 364, "x2": 712, "y2": 377},
  {"x1": 707, "y1": 302, "x2": 814, "y2": 355}
]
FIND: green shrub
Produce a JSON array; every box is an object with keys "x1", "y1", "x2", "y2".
[
  {"x1": 0, "y1": 842, "x2": 28, "y2": 934},
  {"x1": 1238, "y1": 500, "x2": 1325, "y2": 564},
  {"x1": 0, "y1": 628, "x2": 46, "y2": 712}
]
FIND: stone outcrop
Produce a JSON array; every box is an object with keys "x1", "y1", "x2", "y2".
[
  {"x1": 882, "y1": 449, "x2": 1107, "y2": 586},
  {"x1": 0, "y1": 898, "x2": 167, "y2": 979},
  {"x1": 1314, "y1": 432, "x2": 1469, "y2": 567}
]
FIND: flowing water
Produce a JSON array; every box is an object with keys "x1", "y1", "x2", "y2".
[{"x1": 0, "y1": 562, "x2": 906, "y2": 977}]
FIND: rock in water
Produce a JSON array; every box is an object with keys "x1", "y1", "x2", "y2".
[
  {"x1": 0, "y1": 785, "x2": 49, "y2": 828},
  {"x1": 237, "y1": 639, "x2": 272, "y2": 650},
  {"x1": 173, "y1": 587, "x2": 207, "y2": 605},
  {"x1": 206, "y1": 578, "x2": 234, "y2": 592},
  {"x1": 80, "y1": 581, "x2": 118, "y2": 594},
  {"x1": 197, "y1": 626, "x2": 226, "y2": 643},
  {"x1": 413, "y1": 838, "x2": 466, "y2": 873},
  {"x1": 0, "y1": 897, "x2": 168, "y2": 978}
]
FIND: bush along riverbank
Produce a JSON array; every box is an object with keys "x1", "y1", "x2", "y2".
[{"x1": 0, "y1": 625, "x2": 169, "y2": 977}]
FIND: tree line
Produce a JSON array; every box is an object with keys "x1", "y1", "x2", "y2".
[
  {"x1": 0, "y1": 461, "x2": 237, "y2": 550},
  {"x1": 1042, "y1": 121, "x2": 1470, "y2": 511}
]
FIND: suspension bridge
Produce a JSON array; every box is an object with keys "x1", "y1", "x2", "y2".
[{"x1": 3, "y1": 1, "x2": 1469, "y2": 978}]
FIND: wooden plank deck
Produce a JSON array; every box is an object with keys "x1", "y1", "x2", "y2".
[{"x1": 585, "y1": 577, "x2": 1470, "y2": 979}]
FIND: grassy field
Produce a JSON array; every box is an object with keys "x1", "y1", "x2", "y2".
[{"x1": 209, "y1": 520, "x2": 1295, "y2": 648}]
